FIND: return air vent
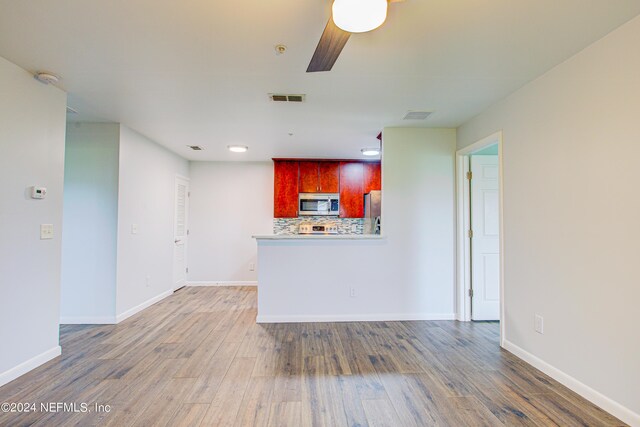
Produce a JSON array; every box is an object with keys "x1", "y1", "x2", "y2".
[
  {"x1": 403, "y1": 111, "x2": 432, "y2": 120},
  {"x1": 187, "y1": 145, "x2": 204, "y2": 151},
  {"x1": 269, "y1": 94, "x2": 306, "y2": 103}
]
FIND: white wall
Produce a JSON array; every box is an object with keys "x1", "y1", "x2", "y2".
[
  {"x1": 257, "y1": 128, "x2": 457, "y2": 320},
  {"x1": 383, "y1": 128, "x2": 457, "y2": 315},
  {"x1": 61, "y1": 123, "x2": 119, "y2": 323},
  {"x1": 0, "y1": 56, "x2": 67, "y2": 385},
  {"x1": 115, "y1": 126, "x2": 189, "y2": 318},
  {"x1": 188, "y1": 162, "x2": 273, "y2": 283},
  {"x1": 457, "y1": 16, "x2": 640, "y2": 424}
]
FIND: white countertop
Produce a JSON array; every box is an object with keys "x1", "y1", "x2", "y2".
[{"x1": 253, "y1": 234, "x2": 385, "y2": 240}]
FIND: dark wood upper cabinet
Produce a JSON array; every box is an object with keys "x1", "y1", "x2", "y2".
[
  {"x1": 274, "y1": 161, "x2": 299, "y2": 218},
  {"x1": 274, "y1": 159, "x2": 379, "y2": 219},
  {"x1": 339, "y1": 161, "x2": 364, "y2": 218},
  {"x1": 364, "y1": 162, "x2": 381, "y2": 193},
  {"x1": 299, "y1": 161, "x2": 340, "y2": 193},
  {"x1": 318, "y1": 162, "x2": 340, "y2": 193},
  {"x1": 299, "y1": 162, "x2": 319, "y2": 193}
]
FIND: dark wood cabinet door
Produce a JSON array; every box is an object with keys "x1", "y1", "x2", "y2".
[
  {"x1": 319, "y1": 162, "x2": 340, "y2": 193},
  {"x1": 339, "y1": 161, "x2": 364, "y2": 218},
  {"x1": 274, "y1": 161, "x2": 299, "y2": 218},
  {"x1": 299, "y1": 161, "x2": 319, "y2": 193},
  {"x1": 364, "y1": 162, "x2": 381, "y2": 193}
]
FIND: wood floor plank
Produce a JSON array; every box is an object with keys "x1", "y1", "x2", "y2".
[
  {"x1": 233, "y1": 376, "x2": 275, "y2": 427},
  {"x1": 166, "y1": 403, "x2": 210, "y2": 427},
  {"x1": 267, "y1": 401, "x2": 302, "y2": 427},
  {"x1": 131, "y1": 377, "x2": 196, "y2": 426},
  {"x1": 271, "y1": 374, "x2": 302, "y2": 403},
  {"x1": 181, "y1": 340, "x2": 242, "y2": 403},
  {"x1": 362, "y1": 398, "x2": 403, "y2": 427},
  {"x1": 0, "y1": 287, "x2": 626, "y2": 427},
  {"x1": 199, "y1": 357, "x2": 256, "y2": 426},
  {"x1": 300, "y1": 355, "x2": 349, "y2": 427},
  {"x1": 441, "y1": 395, "x2": 504, "y2": 426}
]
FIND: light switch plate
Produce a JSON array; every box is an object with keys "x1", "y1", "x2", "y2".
[
  {"x1": 131, "y1": 224, "x2": 139, "y2": 234},
  {"x1": 40, "y1": 224, "x2": 54, "y2": 239}
]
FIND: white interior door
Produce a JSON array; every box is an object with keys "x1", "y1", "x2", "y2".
[
  {"x1": 471, "y1": 155, "x2": 500, "y2": 320},
  {"x1": 173, "y1": 176, "x2": 189, "y2": 290}
]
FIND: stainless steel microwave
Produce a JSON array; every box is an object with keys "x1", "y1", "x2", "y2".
[{"x1": 298, "y1": 193, "x2": 339, "y2": 216}]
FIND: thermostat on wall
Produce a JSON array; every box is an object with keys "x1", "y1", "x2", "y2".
[{"x1": 31, "y1": 186, "x2": 47, "y2": 199}]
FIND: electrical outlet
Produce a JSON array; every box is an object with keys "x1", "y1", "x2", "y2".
[
  {"x1": 249, "y1": 263, "x2": 255, "y2": 271},
  {"x1": 40, "y1": 224, "x2": 54, "y2": 240},
  {"x1": 349, "y1": 287, "x2": 356, "y2": 298},
  {"x1": 145, "y1": 276, "x2": 151, "y2": 287},
  {"x1": 535, "y1": 314, "x2": 544, "y2": 334},
  {"x1": 351, "y1": 224, "x2": 358, "y2": 233}
]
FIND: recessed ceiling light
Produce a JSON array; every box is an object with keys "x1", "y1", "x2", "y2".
[
  {"x1": 228, "y1": 145, "x2": 248, "y2": 153},
  {"x1": 361, "y1": 148, "x2": 380, "y2": 156}
]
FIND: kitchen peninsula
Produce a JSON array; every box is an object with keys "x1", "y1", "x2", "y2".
[
  {"x1": 253, "y1": 233, "x2": 386, "y2": 322},
  {"x1": 254, "y1": 158, "x2": 386, "y2": 322}
]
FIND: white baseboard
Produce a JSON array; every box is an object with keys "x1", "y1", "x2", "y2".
[
  {"x1": 256, "y1": 313, "x2": 456, "y2": 323},
  {"x1": 187, "y1": 281, "x2": 258, "y2": 287},
  {"x1": 502, "y1": 340, "x2": 639, "y2": 426},
  {"x1": 115, "y1": 289, "x2": 173, "y2": 323},
  {"x1": 0, "y1": 346, "x2": 62, "y2": 388},
  {"x1": 60, "y1": 316, "x2": 117, "y2": 325}
]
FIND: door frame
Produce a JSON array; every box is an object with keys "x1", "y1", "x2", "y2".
[
  {"x1": 173, "y1": 174, "x2": 190, "y2": 291},
  {"x1": 455, "y1": 131, "x2": 505, "y2": 345}
]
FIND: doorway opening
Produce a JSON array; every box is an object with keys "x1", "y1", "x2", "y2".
[
  {"x1": 173, "y1": 175, "x2": 190, "y2": 291},
  {"x1": 456, "y1": 132, "x2": 504, "y2": 343}
]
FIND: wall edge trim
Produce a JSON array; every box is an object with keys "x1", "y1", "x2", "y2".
[
  {"x1": 186, "y1": 281, "x2": 258, "y2": 287},
  {"x1": 502, "y1": 340, "x2": 639, "y2": 426},
  {"x1": 0, "y1": 346, "x2": 62, "y2": 388},
  {"x1": 256, "y1": 313, "x2": 456, "y2": 323},
  {"x1": 60, "y1": 316, "x2": 117, "y2": 325},
  {"x1": 115, "y1": 289, "x2": 173, "y2": 323}
]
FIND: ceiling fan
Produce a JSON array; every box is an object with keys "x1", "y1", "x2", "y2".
[{"x1": 307, "y1": 0, "x2": 404, "y2": 72}]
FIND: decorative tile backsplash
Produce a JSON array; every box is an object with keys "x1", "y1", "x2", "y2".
[{"x1": 274, "y1": 217, "x2": 365, "y2": 235}]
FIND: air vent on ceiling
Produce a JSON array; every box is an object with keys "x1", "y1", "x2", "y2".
[
  {"x1": 403, "y1": 111, "x2": 432, "y2": 120},
  {"x1": 187, "y1": 145, "x2": 204, "y2": 151},
  {"x1": 269, "y1": 94, "x2": 306, "y2": 103},
  {"x1": 66, "y1": 106, "x2": 78, "y2": 114}
]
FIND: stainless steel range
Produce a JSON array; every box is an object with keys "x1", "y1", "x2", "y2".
[{"x1": 298, "y1": 222, "x2": 338, "y2": 235}]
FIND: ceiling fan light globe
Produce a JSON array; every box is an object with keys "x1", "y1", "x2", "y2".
[{"x1": 332, "y1": 0, "x2": 388, "y2": 33}]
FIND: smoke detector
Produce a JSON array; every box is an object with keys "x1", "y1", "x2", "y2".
[{"x1": 34, "y1": 72, "x2": 60, "y2": 85}]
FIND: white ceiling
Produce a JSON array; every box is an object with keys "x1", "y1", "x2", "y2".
[{"x1": 1, "y1": 0, "x2": 639, "y2": 161}]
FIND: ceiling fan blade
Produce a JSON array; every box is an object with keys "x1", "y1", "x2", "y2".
[{"x1": 306, "y1": 16, "x2": 351, "y2": 72}]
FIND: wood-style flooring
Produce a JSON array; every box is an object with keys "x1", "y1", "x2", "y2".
[{"x1": 0, "y1": 287, "x2": 625, "y2": 426}]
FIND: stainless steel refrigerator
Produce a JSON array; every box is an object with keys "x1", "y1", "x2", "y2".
[{"x1": 363, "y1": 191, "x2": 381, "y2": 234}]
